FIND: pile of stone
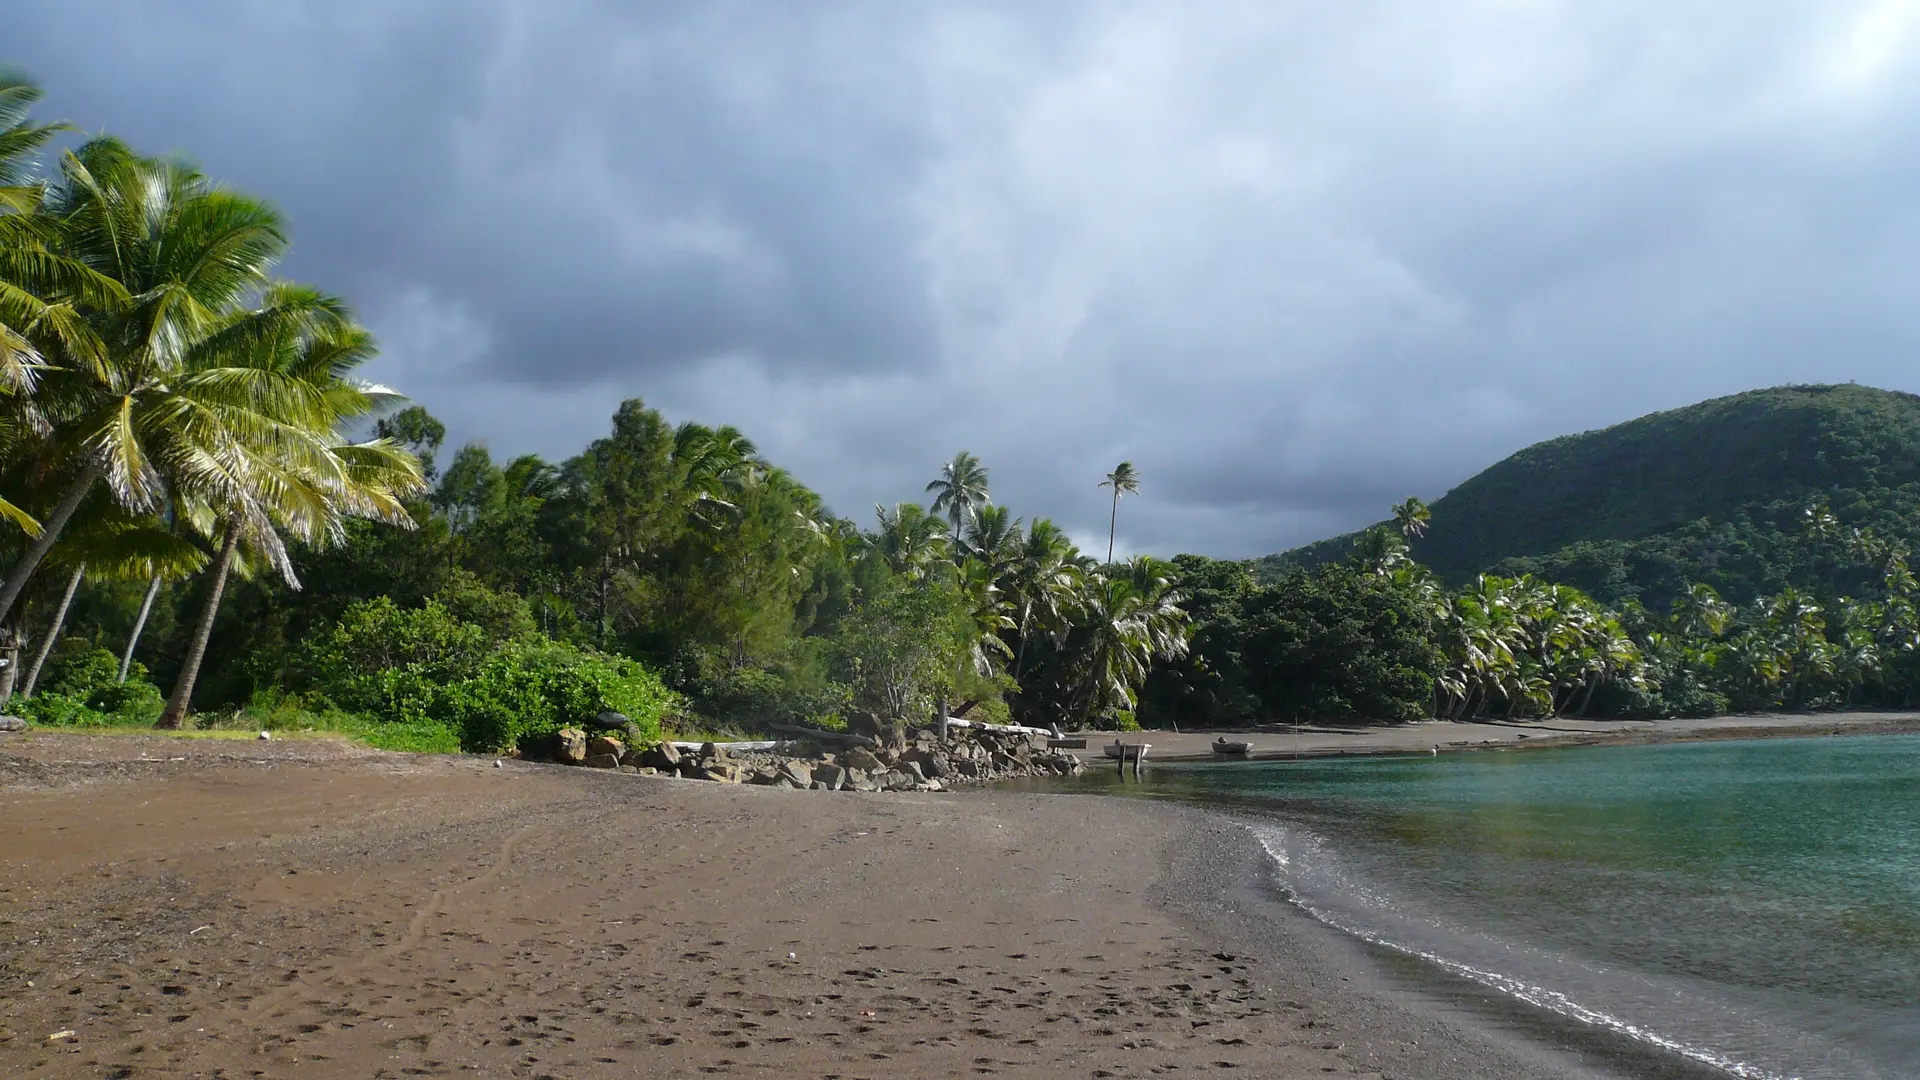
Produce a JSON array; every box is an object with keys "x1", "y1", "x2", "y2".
[{"x1": 526, "y1": 711, "x2": 1083, "y2": 792}]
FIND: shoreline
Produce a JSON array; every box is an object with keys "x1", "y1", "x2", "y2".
[
  {"x1": 1088, "y1": 710, "x2": 1920, "y2": 763},
  {"x1": 1, "y1": 730, "x2": 1701, "y2": 1080}
]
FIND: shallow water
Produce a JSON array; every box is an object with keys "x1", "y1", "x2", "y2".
[{"x1": 1064, "y1": 733, "x2": 1920, "y2": 1079}]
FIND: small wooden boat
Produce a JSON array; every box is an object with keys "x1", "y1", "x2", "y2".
[
  {"x1": 1211, "y1": 738, "x2": 1251, "y2": 756},
  {"x1": 1102, "y1": 739, "x2": 1126, "y2": 759}
]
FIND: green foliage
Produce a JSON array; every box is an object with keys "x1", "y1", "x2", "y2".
[
  {"x1": 14, "y1": 646, "x2": 167, "y2": 727},
  {"x1": 1262, "y1": 385, "x2": 1920, "y2": 609},
  {"x1": 830, "y1": 569, "x2": 973, "y2": 720}
]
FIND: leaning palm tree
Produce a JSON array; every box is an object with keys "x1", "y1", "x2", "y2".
[
  {"x1": 926, "y1": 451, "x2": 990, "y2": 552},
  {"x1": 1098, "y1": 461, "x2": 1139, "y2": 565},
  {"x1": 155, "y1": 300, "x2": 423, "y2": 728},
  {"x1": 0, "y1": 137, "x2": 286, "y2": 627}
]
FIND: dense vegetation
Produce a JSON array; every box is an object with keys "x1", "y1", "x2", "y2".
[
  {"x1": 1260, "y1": 384, "x2": 1920, "y2": 611},
  {"x1": 0, "y1": 76, "x2": 1191, "y2": 749},
  {"x1": 6, "y1": 75, "x2": 1912, "y2": 746}
]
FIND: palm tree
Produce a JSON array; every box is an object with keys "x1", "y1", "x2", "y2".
[
  {"x1": 1392, "y1": 497, "x2": 1431, "y2": 540},
  {"x1": 1005, "y1": 518, "x2": 1082, "y2": 682},
  {"x1": 155, "y1": 300, "x2": 423, "y2": 728},
  {"x1": 1098, "y1": 461, "x2": 1139, "y2": 565},
  {"x1": 0, "y1": 137, "x2": 289, "y2": 627},
  {"x1": 926, "y1": 451, "x2": 990, "y2": 552},
  {"x1": 859, "y1": 502, "x2": 951, "y2": 578},
  {"x1": 963, "y1": 504, "x2": 1021, "y2": 572}
]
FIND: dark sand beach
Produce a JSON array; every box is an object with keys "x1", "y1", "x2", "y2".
[{"x1": 0, "y1": 729, "x2": 1740, "y2": 1080}]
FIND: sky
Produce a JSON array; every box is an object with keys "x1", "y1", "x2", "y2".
[{"x1": 13, "y1": 1, "x2": 1920, "y2": 558}]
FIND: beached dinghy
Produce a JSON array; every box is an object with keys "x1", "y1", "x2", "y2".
[{"x1": 1211, "y1": 738, "x2": 1251, "y2": 756}]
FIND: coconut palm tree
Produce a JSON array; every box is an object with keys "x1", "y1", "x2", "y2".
[
  {"x1": 0, "y1": 137, "x2": 290, "y2": 627},
  {"x1": 1098, "y1": 461, "x2": 1139, "y2": 565},
  {"x1": 860, "y1": 502, "x2": 951, "y2": 578},
  {"x1": 1005, "y1": 518, "x2": 1082, "y2": 682},
  {"x1": 963, "y1": 504, "x2": 1021, "y2": 573},
  {"x1": 1392, "y1": 497, "x2": 1431, "y2": 540},
  {"x1": 926, "y1": 451, "x2": 990, "y2": 552}
]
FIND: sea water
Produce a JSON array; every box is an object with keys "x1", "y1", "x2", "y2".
[{"x1": 1094, "y1": 734, "x2": 1920, "y2": 1079}]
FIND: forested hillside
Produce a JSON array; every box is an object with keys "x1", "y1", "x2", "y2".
[{"x1": 1257, "y1": 384, "x2": 1920, "y2": 609}]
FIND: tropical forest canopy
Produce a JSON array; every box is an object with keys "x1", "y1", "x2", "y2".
[{"x1": 5, "y1": 73, "x2": 1917, "y2": 748}]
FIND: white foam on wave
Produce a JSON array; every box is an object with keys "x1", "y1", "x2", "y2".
[{"x1": 1246, "y1": 822, "x2": 1800, "y2": 1080}]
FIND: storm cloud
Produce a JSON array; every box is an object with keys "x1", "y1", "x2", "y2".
[{"x1": 13, "y1": 1, "x2": 1920, "y2": 556}]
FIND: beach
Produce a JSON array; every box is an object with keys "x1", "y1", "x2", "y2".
[
  {"x1": 1101, "y1": 710, "x2": 1920, "y2": 761},
  {"x1": 0, "y1": 730, "x2": 1682, "y2": 1080}
]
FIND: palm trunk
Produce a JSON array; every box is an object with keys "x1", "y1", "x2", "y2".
[
  {"x1": 119, "y1": 574, "x2": 163, "y2": 683},
  {"x1": 1013, "y1": 600, "x2": 1034, "y2": 681},
  {"x1": 19, "y1": 563, "x2": 83, "y2": 700},
  {"x1": 157, "y1": 519, "x2": 242, "y2": 730},
  {"x1": 1106, "y1": 490, "x2": 1119, "y2": 565},
  {"x1": 1573, "y1": 675, "x2": 1602, "y2": 717},
  {"x1": 0, "y1": 463, "x2": 102, "y2": 628},
  {"x1": 0, "y1": 626, "x2": 19, "y2": 707}
]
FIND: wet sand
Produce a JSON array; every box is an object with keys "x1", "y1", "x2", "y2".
[
  {"x1": 1, "y1": 731, "x2": 1699, "y2": 1079},
  {"x1": 1091, "y1": 710, "x2": 1920, "y2": 761}
]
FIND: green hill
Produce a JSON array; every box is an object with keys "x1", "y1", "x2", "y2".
[{"x1": 1255, "y1": 384, "x2": 1920, "y2": 608}]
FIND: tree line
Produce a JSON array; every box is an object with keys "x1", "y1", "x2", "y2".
[
  {"x1": 0, "y1": 74, "x2": 1190, "y2": 747},
  {"x1": 1142, "y1": 499, "x2": 1920, "y2": 727}
]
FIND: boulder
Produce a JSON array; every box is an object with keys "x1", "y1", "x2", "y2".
[
  {"x1": 779, "y1": 760, "x2": 813, "y2": 788},
  {"x1": 953, "y1": 758, "x2": 981, "y2": 779},
  {"x1": 583, "y1": 753, "x2": 621, "y2": 769},
  {"x1": 747, "y1": 765, "x2": 784, "y2": 785},
  {"x1": 842, "y1": 747, "x2": 883, "y2": 773},
  {"x1": 700, "y1": 741, "x2": 725, "y2": 760},
  {"x1": 587, "y1": 735, "x2": 625, "y2": 758},
  {"x1": 0, "y1": 716, "x2": 27, "y2": 732},
  {"x1": 896, "y1": 759, "x2": 926, "y2": 782},
  {"x1": 848, "y1": 775, "x2": 883, "y2": 793},
  {"x1": 554, "y1": 727, "x2": 588, "y2": 765},
  {"x1": 812, "y1": 763, "x2": 847, "y2": 791},
  {"x1": 590, "y1": 710, "x2": 631, "y2": 731},
  {"x1": 638, "y1": 741, "x2": 682, "y2": 771},
  {"x1": 881, "y1": 769, "x2": 920, "y2": 792},
  {"x1": 922, "y1": 754, "x2": 953, "y2": 779}
]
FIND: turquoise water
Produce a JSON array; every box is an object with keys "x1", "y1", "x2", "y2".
[{"x1": 1089, "y1": 734, "x2": 1920, "y2": 1079}]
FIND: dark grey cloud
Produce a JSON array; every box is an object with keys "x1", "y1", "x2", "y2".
[{"x1": 14, "y1": 1, "x2": 1920, "y2": 557}]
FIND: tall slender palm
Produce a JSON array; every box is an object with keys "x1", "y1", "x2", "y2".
[
  {"x1": 0, "y1": 138, "x2": 289, "y2": 627},
  {"x1": 1098, "y1": 461, "x2": 1139, "y2": 565},
  {"x1": 926, "y1": 451, "x2": 990, "y2": 552}
]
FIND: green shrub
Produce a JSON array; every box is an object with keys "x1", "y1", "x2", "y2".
[
  {"x1": 15, "y1": 646, "x2": 167, "y2": 727},
  {"x1": 303, "y1": 598, "x2": 678, "y2": 753}
]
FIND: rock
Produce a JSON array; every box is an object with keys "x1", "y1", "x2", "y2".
[
  {"x1": 590, "y1": 710, "x2": 631, "y2": 731},
  {"x1": 923, "y1": 754, "x2": 953, "y2": 779},
  {"x1": 842, "y1": 747, "x2": 883, "y2": 773},
  {"x1": 780, "y1": 760, "x2": 813, "y2": 788},
  {"x1": 849, "y1": 775, "x2": 883, "y2": 793},
  {"x1": 583, "y1": 753, "x2": 621, "y2": 769},
  {"x1": 700, "y1": 741, "x2": 725, "y2": 760},
  {"x1": 747, "y1": 765, "x2": 784, "y2": 786},
  {"x1": 991, "y1": 751, "x2": 1017, "y2": 771},
  {"x1": 772, "y1": 774, "x2": 801, "y2": 788},
  {"x1": 875, "y1": 748, "x2": 899, "y2": 767},
  {"x1": 0, "y1": 716, "x2": 26, "y2": 732},
  {"x1": 813, "y1": 763, "x2": 847, "y2": 791},
  {"x1": 631, "y1": 766, "x2": 660, "y2": 776},
  {"x1": 896, "y1": 759, "x2": 926, "y2": 782},
  {"x1": 257, "y1": 730, "x2": 272, "y2": 741},
  {"x1": 881, "y1": 769, "x2": 920, "y2": 791},
  {"x1": 844, "y1": 767, "x2": 868, "y2": 786},
  {"x1": 554, "y1": 727, "x2": 588, "y2": 765},
  {"x1": 846, "y1": 710, "x2": 885, "y2": 741},
  {"x1": 638, "y1": 741, "x2": 682, "y2": 771},
  {"x1": 953, "y1": 758, "x2": 981, "y2": 778},
  {"x1": 587, "y1": 735, "x2": 624, "y2": 758},
  {"x1": 617, "y1": 764, "x2": 639, "y2": 774}
]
